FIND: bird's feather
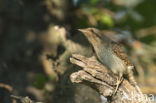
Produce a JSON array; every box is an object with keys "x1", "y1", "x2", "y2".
[{"x1": 111, "y1": 41, "x2": 133, "y2": 66}]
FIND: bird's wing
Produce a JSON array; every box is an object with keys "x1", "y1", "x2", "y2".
[{"x1": 111, "y1": 41, "x2": 133, "y2": 66}]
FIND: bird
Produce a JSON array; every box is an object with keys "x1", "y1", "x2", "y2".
[{"x1": 78, "y1": 28, "x2": 140, "y2": 95}]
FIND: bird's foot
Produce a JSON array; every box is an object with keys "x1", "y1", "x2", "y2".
[{"x1": 113, "y1": 76, "x2": 123, "y2": 96}]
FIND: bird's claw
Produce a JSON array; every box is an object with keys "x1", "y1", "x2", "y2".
[{"x1": 113, "y1": 76, "x2": 123, "y2": 96}]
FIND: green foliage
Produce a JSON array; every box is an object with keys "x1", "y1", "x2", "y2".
[
  {"x1": 97, "y1": 14, "x2": 114, "y2": 27},
  {"x1": 76, "y1": 15, "x2": 89, "y2": 28},
  {"x1": 90, "y1": 0, "x2": 100, "y2": 5},
  {"x1": 76, "y1": 7, "x2": 114, "y2": 29},
  {"x1": 140, "y1": 35, "x2": 156, "y2": 44},
  {"x1": 47, "y1": 74, "x2": 55, "y2": 81},
  {"x1": 33, "y1": 73, "x2": 48, "y2": 89},
  {"x1": 78, "y1": 0, "x2": 100, "y2": 5},
  {"x1": 136, "y1": 0, "x2": 156, "y2": 27}
]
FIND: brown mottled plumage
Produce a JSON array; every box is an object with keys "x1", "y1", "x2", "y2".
[
  {"x1": 78, "y1": 28, "x2": 141, "y2": 95},
  {"x1": 111, "y1": 41, "x2": 132, "y2": 66}
]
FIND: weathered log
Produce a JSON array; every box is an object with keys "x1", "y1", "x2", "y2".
[{"x1": 70, "y1": 54, "x2": 153, "y2": 103}]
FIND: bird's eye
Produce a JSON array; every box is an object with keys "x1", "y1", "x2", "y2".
[{"x1": 90, "y1": 29, "x2": 94, "y2": 33}]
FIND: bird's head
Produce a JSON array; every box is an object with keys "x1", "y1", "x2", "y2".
[{"x1": 78, "y1": 28, "x2": 105, "y2": 47}]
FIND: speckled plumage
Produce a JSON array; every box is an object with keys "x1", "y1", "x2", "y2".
[
  {"x1": 79, "y1": 27, "x2": 142, "y2": 95},
  {"x1": 78, "y1": 27, "x2": 137, "y2": 82},
  {"x1": 111, "y1": 41, "x2": 132, "y2": 67},
  {"x1": 78, "y1": 28, "x2": 133, "y2": 74}
]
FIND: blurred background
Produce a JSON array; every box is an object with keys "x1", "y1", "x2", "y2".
[{"x1": 0, "y1": 0, "x2": 156, "y2": 103}]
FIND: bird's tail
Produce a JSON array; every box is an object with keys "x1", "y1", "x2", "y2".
[
  {"x1": 127, "y1": 70, "x2": 149, "y2": 103},
  {"x1": 127, "y1": 70, "x2": 142, "y2": 94}
]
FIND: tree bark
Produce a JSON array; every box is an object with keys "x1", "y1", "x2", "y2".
[{"x1": 70, "y1": 54, "x2": 153, "y2": 103}]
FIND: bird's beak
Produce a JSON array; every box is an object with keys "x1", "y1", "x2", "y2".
[{"x1": 78, "y1": 29, "x2": 87, "y2": 33}]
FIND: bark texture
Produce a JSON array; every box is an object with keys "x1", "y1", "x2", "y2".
[{"x1": 70, "y1": 54, "x2": 153, "y2": 103}]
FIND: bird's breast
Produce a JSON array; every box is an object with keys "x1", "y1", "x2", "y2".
[{"x1": 96, "y1": 47, "x2": 127, "y2": 74}]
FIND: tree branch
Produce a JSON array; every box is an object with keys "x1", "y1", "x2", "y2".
[{"x1": 70, "y1": 54, "x2": 153, "y2": 103}]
